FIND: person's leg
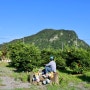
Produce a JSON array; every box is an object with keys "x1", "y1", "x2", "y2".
[{"x1": 45, "y1": 66, "x2": 52, "y2": 74}]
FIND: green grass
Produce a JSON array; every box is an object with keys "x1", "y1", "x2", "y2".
[
  {"x1": 0, "y1": 78, "x2": 6, "y2": 86},
  {"x1": 0, "y1": 62, "x2": 29, "y2": 82},
  {"x1": 0, "y1": 62, "x2": 90, "y2": 90},
  {"x1": 46, "y1": 69, "x2": 90, "y2": 90},
  {"x1": 13, "y1": 72, "x2": 29, "y2": 82},
  {"x1": 47, "y1": 85, "x2": 77, "y2": 90},
  {"x1": 13, "y1": 69, "x2": 90, "y2": 90}
]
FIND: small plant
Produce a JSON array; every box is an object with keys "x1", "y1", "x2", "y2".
[
  {"x1": 18, "y1": 73, "x2": 29, "y2": 82},
  {"x1": 71, "y1": 62, "x2": 83, "y2": 74},
  {"x1": 0, "y1": 79, "x2": 6, "y2": 86},
  {"x1": 13, "y1": 72, "x2": 29, "y2": 82}
]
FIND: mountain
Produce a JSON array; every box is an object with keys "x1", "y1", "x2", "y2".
[
  {"x1": 8, "y1": 29, "x2": 89, "y2": 49},
  {"x1": 0, "y1": 29, "x2": 89, "y2": 50}
]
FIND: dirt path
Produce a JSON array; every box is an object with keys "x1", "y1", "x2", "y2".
[
  {"x1": 0, "y1": 62, "x2": 46, "y2": 90},
  {"x1": 0, "y1": 62, "x2": 31, "y2": 89},
  {"x1": 0, "y1": 76, "x2": 30, "y2": 89}
]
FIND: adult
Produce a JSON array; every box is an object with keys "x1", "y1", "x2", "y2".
[{"x1": 45, "y1": 56, "x2": 56, "y2": 74}]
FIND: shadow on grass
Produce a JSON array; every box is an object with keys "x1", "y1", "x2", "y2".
[
  {"x1": 58, "y1": 68, "x2": 72, "y2": 74},
  {"x1": 6, "y1": 62, "x2": 22, "y2": 73},
  {"x1": 77, "y1": 75, "x2": 90, "y2": 83},
  {"x1": 58, "y1": 68, "x2": 90, "y2": 83}
]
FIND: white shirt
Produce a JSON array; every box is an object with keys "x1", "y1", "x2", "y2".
[{"x1": 46, "y1": 60, "x2": 56, "y2": 72}]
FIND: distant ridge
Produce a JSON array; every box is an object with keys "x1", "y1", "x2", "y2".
[{"x1": 0, "y1": 29, "x2": 89, "y2": 49}]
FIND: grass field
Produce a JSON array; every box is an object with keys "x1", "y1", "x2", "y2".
[{"x1": 0, "y1": 62, "x2": 90, "y2": 90}]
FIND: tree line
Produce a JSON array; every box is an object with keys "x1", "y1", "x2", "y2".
[{"x1": 0, "y1": 42, "x2": 90, "y2": 74}]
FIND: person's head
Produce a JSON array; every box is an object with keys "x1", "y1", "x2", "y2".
[{"x1": 50, "y1": 56, "x2": 54, "y2": 61}]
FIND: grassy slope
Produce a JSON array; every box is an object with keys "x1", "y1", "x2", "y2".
[{"x1": 0, "y1": 62, "x2": 90, "y2": 90}]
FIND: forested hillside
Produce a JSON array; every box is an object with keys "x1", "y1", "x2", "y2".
[{"x1": 9, "y1": 29, "x2": 89, "y2": 49}]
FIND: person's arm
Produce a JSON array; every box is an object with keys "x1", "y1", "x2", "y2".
[{"x1": 46, "y1": 62, "x2": 51, "y2": 66}]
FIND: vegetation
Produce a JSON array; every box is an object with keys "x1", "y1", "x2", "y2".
[
  {"x1": 0, "y1": 43, "x2": 90, "y2": 89},
  {"x1": 0, "y1": 29, "x2": 89, "y2": 50},
  {"x1": 3, "y1": 41, "x2": 89, "y2": 74},
  {"x1": 0, "y1": 61, "x2": 90, "y2": 90},
  {"x1": 8, "y1": 42, "x2": 41, "y2": 72},
  {"x1": 0, "y1": 29, "x2": 90, "y2": 89}
]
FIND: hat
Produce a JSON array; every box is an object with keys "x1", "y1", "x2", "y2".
[{"x1": 50, "y1": 56, "x2": 54, "y2": 60}]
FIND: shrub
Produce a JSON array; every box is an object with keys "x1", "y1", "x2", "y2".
[
  {"x1": 9, "y1": 42, "x2": 41, "y2": 72},
  {"x1": 40, "y1": 48, "x2": 55, "y2": 66},
  {"x1": 62, "y1": 47, "x2": 90, "y2": 74}
]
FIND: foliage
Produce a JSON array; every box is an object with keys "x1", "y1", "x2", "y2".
[
  {"x1": 40, "y1": 48, "x2": 55, "y2": 66},
  {"x1": 62, "y1": 47, "x2": 90, "y2": 74},
  {"x1": 55, "y1": 50, "x2": 66, "y2": 70},
  {"x1": 8, "y1": 42, "x2": 41, "y2": 72},
  {"x1": 16, "y1": 72, "x2": 29, "y2": 82},
  {"x1": 7, "y1": 41, "x2": 90, "y2": 74},
  {"x1": 0, "y1": 44, "x2": 8, "y2": 60},
  {"x1": 0, "y1": 61, "x2": 90, "y2": 90},
  {"x1": 0, "y1": 51, "x2": 2, "y2": 60},
  {"x1": 2, "y1": 29, "x2": 89, "y2": 50},
  {"x1": 40, "y1": 48, "x2": 67, "y2": 70}
]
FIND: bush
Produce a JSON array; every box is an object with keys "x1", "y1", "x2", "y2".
[
  {"x1": 8, "y1": 42, "x2": 90, "y2": 73},
  {"x1": 9, "y1": 42, "x2": 41, "y2": 72},
  {"x1": 71, "y1": 62, "x2": 83, "y2": 74},
  {"x1": 55, "y1": 50, "x2": 66, "y2": 70},
  {"x1": 40, "y1": 48, "x2": 55, "y2": 66},
  {"x1": 61, "y1": 47, "x2": 90, "y2": 74}
]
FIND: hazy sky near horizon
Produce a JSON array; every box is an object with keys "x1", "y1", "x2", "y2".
[{"x1": 0, "y1": 0, "x2": 90, "y2": 45}]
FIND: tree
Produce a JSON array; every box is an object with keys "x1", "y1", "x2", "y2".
[
  {"x1": 9, "y1": 42, "x2": 40, "y2": 72},
  {"x1": 62, "y1": 47, "x2": 90, "y2": 73},
  {"x1": 0, "y1": 51, "x2": 2, "y2": 60}
]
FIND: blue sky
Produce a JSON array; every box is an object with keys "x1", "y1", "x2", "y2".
[{"x1": 0, "y1": 0, "x2": 90, "y2": 45}]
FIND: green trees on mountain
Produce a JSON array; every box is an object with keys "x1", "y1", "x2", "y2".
[{"x1": 4, "y1": 29, "x2": 89, "y2": 50}]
